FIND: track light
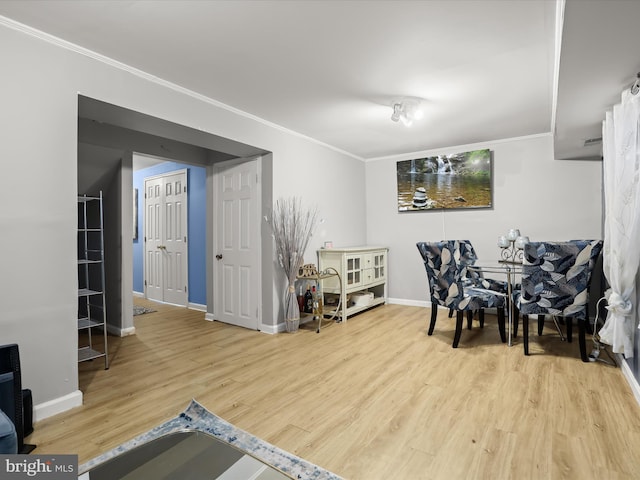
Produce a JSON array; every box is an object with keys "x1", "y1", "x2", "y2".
[
  {"x1": 631, "y1": 72, "x2": 640, "y2": 95},
  {"x1": 391, "y1": 98, "x2": 423, "y2": 127},
  {"x1": 391, "y1": 103, "x2": 403, "y2": 123}
]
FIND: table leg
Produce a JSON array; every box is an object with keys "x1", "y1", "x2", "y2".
[{"x1": 507, "y1": 268, "x2": 513, "y2": 347}]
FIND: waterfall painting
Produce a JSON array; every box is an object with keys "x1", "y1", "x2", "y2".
[{"x1": 396, "y1": 149, "x2": 493, "y2": 212}]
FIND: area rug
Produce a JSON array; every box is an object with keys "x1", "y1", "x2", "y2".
[
  {"x1": 133, "y1": 305, "x2": 156, "y2": 316},
  {"x1": 79, "y1": 399, "x2": 343, "y2": 480}
]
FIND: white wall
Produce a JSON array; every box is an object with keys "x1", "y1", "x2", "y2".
[
  {"x1": 365, "y1": 134, "x2": 603, "y2": 304},
  {"x1": 1, "y1": 19, "x2": 602, "y2": 420},
  {"x1": 0, "y1": 23, "x2": 366, "y2": 417}
]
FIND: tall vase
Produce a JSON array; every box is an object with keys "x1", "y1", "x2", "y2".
[{"x1": 284, "y1": 284, "x2": 300, "y2": 332}]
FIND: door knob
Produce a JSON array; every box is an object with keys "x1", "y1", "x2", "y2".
[
  {"x1": 157, "y1": 245, "x2": 166, "y2": 250},
  {"x1": 216, "y1": 254, "x2": 223, "y2": 260}
]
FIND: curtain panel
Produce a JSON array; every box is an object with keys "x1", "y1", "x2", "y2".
[{"x1": 599, "y1": 89, "x2": 640, "y2": 358}]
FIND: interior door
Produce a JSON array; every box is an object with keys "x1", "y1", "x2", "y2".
[
  {"x1": 145, "y1": 176, "x2": 163, "y2": 303},
  {"x1": 144, "y1": 170, "x2": 188, "y2": 306},
  {"x1": 214, "y1": 157, "x2": 260, "y2": 330}
]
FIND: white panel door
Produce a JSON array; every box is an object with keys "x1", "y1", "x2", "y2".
[
  {"x1": 214, "y1": 158, "x2": 260, "y2": 330},
  {"x1": 145, "y1": 177, "x2": 163, "y2": 303},
  {"x1": 162, "y1": 171, "x2": 188, "y2": 305},
  {"x1": 144, "y1": 170, "x2": 188, "y2": 306}
]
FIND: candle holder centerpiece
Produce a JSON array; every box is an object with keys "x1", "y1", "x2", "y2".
[{"x1": 498, "y1": 229, "x2": 529, "y2": 264}]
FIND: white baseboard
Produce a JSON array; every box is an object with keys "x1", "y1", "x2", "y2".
[
  {"x1": 388, "y1": 297, "x2": 429, "y2": 308},
  {"x1": 260, "y1": 322, "x2": 280, "y2": 334},
  {"x1": 618, "y1": 353, "x2": 640, "y2": 407},
  {"x1": 203, "y1": 312, "x2": 278, "y2": 334},
  {"x1": 120, "y1": 326, "x2": 136, "y2": 337},
  {"x1": 34, "y1": 390, "x2": 83, "y2": 422},
  {"x1": 106, "y1": 323, "x2": 136, "y2": 337},
  {"x1": 188, "y1": 302, "x2": 207, "y2": 312},
  {"x1": 133, "y1": 291, "x2": 144, "y2": 298}
]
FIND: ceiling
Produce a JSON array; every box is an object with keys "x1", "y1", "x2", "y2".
[{"x1": 0, "y1": 0, "x2": 637, "y2": 161}]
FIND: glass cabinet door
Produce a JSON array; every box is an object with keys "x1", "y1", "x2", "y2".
[
  {"x1": 346, "y1": 256, "x2": 361, "y2": 286},
  {"x1": 373, "y1": 252, "x2": 385, "y2": 280}
]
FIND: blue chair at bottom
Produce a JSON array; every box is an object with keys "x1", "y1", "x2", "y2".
[
  {"x1": 517, "y1": 240, "x2": 603, "y2": 362},
  {"x1": 417, "y1": 241, "x2": 506, "y2": 348},
  {"x1": 0, "y1": 344, "x2": 35, "y2": 453},
  {"x1": 0, "y1": 408, "x2": 17, "y2": 454}
]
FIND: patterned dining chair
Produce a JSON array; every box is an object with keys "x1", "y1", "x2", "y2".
[
  {"x1": 448, "y1": 240, "x2": 511, "y2": 327},
  {"x1": 517, "y1": 240, "x2": 603, "y2": 362},
  {"x1": 447, "y1": 239, "x2": 478, "y2": 323},
  {"x1": 569, "y1": 239, "x2": 605, "y2": 337},
  {"x1": 456, "y1": 240, "x2": 513, "y2": 292},
  {"x1": 417, "y1": 241, "x2": 506, "y2": 348}
]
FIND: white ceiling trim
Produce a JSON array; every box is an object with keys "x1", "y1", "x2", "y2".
[
  {"x1": 366, "y1": 132, "x2": 552, "y2": 163},
  {"x1": 0, "y1": 14, "x2": 365, "y2": 162}
]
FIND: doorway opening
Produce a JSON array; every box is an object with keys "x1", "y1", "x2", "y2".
[
  {"x1": 133, "y1": 157, "x2": 202, "y2": 311},
  {"x1": 77, "y1": 95, "x2": 275, "y2": 338}
]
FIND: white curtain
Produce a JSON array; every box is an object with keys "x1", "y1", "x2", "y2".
[{"x1": 599, "y1": 89, "x2": 640, "y2": 358}]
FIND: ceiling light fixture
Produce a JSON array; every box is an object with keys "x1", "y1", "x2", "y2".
[
  {"x1": 631, "y1": 72, "x2": 640, "y2": 95},
  {"x1": 391, "y1": 98, "x2": 424, "y2": 127}
]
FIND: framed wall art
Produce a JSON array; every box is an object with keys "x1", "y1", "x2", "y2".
[{"x1": 396, "y1": 149, "x2": 493, "y2": 212}]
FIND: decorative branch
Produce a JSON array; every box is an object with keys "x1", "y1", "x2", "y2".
[{"x1": 272, "y1": 197, "x2": 318, "y2": 281}]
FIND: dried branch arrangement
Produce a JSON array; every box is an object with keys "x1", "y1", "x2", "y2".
[{"x1": 271, "y1": 197, "x2": 318, "y2": 327}]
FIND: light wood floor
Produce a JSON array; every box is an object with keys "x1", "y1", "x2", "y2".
[{"x1": 30, "y1": 300, "x2": 640, "y2": 479}]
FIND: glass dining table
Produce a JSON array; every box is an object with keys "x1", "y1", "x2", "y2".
[{"x1": 468, "y1": 261, "x2": 522, "y2": 346}]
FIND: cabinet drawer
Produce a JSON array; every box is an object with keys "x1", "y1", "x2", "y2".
[{"x1": 362, "y1": 268, "x2": 381, "y2": 285}]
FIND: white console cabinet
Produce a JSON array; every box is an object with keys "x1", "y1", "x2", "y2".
[{"x1": 317, "y1": 246, "x2": 388, "y2": 323}]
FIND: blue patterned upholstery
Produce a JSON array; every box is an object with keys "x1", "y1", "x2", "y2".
[
  {"x1": 518, "y1": 240, "x2": 603, "y2": 361},
  {"x1": 417, "y1": 241, "x2": 506, "y2": 347},
  {"x1": 419, "y1": 241, "x2": 460, "y2": 308},
  {"x1": 0, "y1": 408, "x2": 17, "y2": 454},
  {"x1": 447, "y1": 240, "x2": 511, "y2": 323},
  {"x1": 452, "y1": 239, "x2": 510, "y2": 292},
  {"x1": 453, "y1": 239, "x2": 479, "y2": 286}
]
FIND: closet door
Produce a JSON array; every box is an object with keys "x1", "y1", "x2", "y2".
[{"x1": 144, "y1": 170, "x2": 188, "y2": 306}]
